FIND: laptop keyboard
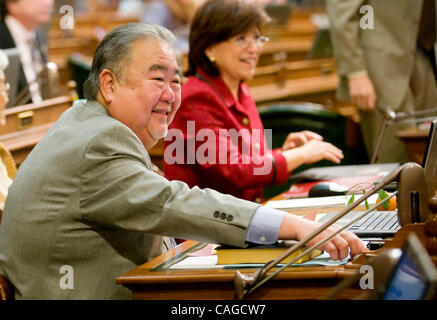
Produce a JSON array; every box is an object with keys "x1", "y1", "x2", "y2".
[{"x1": 349, "y1": 211, "x2": 400, "y2": 237}]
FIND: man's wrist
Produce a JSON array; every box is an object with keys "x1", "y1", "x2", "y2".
[{"x1": 246, "y1": 206, "x2": 285, "y2": 245}]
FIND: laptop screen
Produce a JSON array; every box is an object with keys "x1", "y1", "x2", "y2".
[
  {"x1": 382, "y1": 234, "x2": 436, "y2": 300},
  {"x1": 383, "y1": 248, "x2": 429, "y2": 299},
  {"x1": 422, "y1": 120, "x2": 437, "y2": 198}
]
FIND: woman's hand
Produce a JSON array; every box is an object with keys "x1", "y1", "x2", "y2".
[
  {"x1": 281, "y1": 140, "x2": 344, "y2": 172},
  {"x1": 278, "y1": 213, "x2": 368, "y2": 260},
  {"x1": 282, "y1": 130, "x2": 323, "y2": 150}
]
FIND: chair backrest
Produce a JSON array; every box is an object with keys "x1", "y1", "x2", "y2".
[
  {"x1": 67, "y1": 53, "x2": 91, "y2": 99},
  {"x1": 258, "y1": 102, "x2": 368, "y2": 198},
  {"x1": 258, "y1": 102, "x2": 368, "y2": 165}
]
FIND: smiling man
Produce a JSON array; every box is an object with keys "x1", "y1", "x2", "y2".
[{"x1": 0, "y1": 23, "x2": 366, "y2": 299}]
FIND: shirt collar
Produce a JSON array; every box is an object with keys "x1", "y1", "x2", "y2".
[{"x1": 5, "y1": 15, "x2": 36, "y2": 46}]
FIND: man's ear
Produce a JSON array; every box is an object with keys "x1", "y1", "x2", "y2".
[{"x1": 99, "y1": 69, "x2": 116, "y2": 105}]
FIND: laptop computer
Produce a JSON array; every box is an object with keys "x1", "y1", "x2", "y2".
[
  {"x1": 422, "y1": 120, "x2": 437, "y2": 199},
  {"x1": 381, "y1": 233, "x2": 436, "y2": 300},
  {"x1": 319, "y1": 119, "x2": 437, "y2": 238}
]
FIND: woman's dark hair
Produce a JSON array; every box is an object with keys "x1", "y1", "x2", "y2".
[{"x1": 187, "y1": 0, "x2": 270, "y2": 77}]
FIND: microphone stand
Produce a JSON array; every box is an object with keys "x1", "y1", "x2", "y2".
[
  {"x1": 243, "y1": 191, "x2": 397, "y2": 298},
  {"x1": 371, "y1": 107, "x2": 437, "y2": 164},
  {"x1": 234, "y1": 163, "x2": 409, "y2": 300}
]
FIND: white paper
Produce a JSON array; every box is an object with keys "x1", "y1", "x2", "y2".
[
  {"x1": 265, "y1": 194, "x2": 379, "y2": 209},
  {"x1": 169, "y1": 255, "x2": 222, "y2": 269},
  {"x1": 168, "y1": 251, "x2": 350, "y2": 269}
]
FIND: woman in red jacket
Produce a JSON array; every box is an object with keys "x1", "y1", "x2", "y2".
[{"x1": 164, "y1": 0, "x2": 343, "y2": 202}]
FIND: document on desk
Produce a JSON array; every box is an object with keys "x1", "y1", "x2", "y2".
[
  {"x1": 265, "y1": 194, "x2": 379, "y2": 210},
  {"x1": 168, "y1": 251, "x2": 350, "y2": 270},
  {"x1": 290, "y1": 163, "x2": 400, "y2": 181}
]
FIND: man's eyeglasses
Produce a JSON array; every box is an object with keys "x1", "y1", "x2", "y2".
[
  {"x1": 0, "y1": 82, "x2": 10, "y2": 94},
  {"x1": 234, "y1": 35, "x2": 270, "y2": 49}
]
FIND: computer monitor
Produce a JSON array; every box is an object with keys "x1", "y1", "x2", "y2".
[
  {"x1": 422, "y1": 119, "x2": 437, "y2": 198},
  {"x1": 2, "y1": 48, "x2": 21, "y2": 108},
  {"x1": 382, "y1": 234, "x2": 436, "y2": 300}
]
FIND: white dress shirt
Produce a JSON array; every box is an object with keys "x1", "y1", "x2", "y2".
[{"x1": 5, "y1": 15, "x2": 43, "y2": 104}]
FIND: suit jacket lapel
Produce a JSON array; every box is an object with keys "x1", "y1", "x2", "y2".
[{"x1": 0, "y1": 20, "x2": 30, "y2": 98}]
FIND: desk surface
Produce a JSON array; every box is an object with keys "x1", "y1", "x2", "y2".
[
  {"x1": 116, "y1": 239, "x2": 363, "y2": 300},
  {"x1": 116, "y1": 211, "x2": 427, "y2": 300}
]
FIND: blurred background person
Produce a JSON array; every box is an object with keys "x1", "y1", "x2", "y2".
[
  {"x1": 0, "y1": 0, "x2": 54, "y2": 106},
  {"x1": 327, "y1": 0, "x2": 437, "y2": 163},
  {"x1": 0, "y1": 49, "x2": 17, "y2": 211},
  {"x1": 141, "y1": 0, "x2": 205, "y2": 53},
  {"x1": 164, "y1": 0, "x2": 344, "y2": 203}
]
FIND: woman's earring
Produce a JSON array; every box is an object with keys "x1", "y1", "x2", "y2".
[{"x1": 209, "y1": 56, "x2": 215, "y2": 63}]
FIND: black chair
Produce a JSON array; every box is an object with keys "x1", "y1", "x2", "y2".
[
  {"x1": 258, "y1": 102, "x2": 368, "y2": 198},
  {"x1": 67, "y1": 53, "x2": 91, "y2": 99}
]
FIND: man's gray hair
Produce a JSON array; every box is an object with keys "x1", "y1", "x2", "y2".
[
  {"x1": 83, "y1": 23, "x2": 176, "y2": 100},
  {"x1": 0, "y1": 49, "x2": 9, "y2": 71}
]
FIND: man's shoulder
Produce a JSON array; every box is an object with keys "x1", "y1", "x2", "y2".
[{"x1": 44, "y1": 100, "x2": 143, "y2": 151}]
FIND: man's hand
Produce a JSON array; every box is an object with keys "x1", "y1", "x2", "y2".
[
  {"x1": 348, "y1": 74, "x2": 377, "y2": 111},
  {"x1": 278, "y1": 213, "x2": 368, "y2": 260},
  {"x1": 282, "y1": 130, "x2": 323, "y2": 150}
]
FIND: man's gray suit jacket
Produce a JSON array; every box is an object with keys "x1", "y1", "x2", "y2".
[{"x1": 0, "y1": 100, "x2": 260, "y2": 299}]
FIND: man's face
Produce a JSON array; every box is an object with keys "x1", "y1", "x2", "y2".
[
  {"x1": 107, "y1": 39, "x2": 182, "y2": 149},
  {"x1": 7, "y1": 0, "x2": 54, "y2": 27}
]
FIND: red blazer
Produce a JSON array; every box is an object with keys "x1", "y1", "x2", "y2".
[{"x1": 164, "y1": 69, "x2": 289, "y2": 202}]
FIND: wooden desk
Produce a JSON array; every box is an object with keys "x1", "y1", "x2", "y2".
[
  {"x1": 116, "y1": 240, "x2": 362, "y2": 300},
  {"x1": 0, "y1": 95, "x2": 74, "y2": 165},
  {"x1": 250, "y1": 73, "x2": 338, "y2": 106},
  {"x1": 116, "y1": 170, "x2": 434, "y2": 302},
  {"x1": 257, "y1": 39, "x2": 313, "y2": 66},
  {"x1": 247, "y1": 58, "x2": 336, "y2": 87},
  {"x1": 396, "y1": 127, "x2": 429, "y2": 164},
  {"x1": 116, "y1": 223, "x2": 429, "y2": 300}
]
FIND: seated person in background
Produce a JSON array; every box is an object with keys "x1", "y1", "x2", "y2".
[
  {"x1": 0, "y1": 0, "x2": 54, "y2": 106},
  {"x1": 0, "y1": 23, "x2": 367, "y2": 299},
  {"x1": 164, "y1": 0, "x2": 343, "y2": 203},
  {"x1": 0, "y1": 49, "x2": 17, "y2": 212},
  {"x1": 141, "y1": 0, "x2": 205, "y2": 53}
]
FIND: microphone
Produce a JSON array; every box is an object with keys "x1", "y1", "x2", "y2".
[{"x1": 234, "y1": 162, "x2": 429, "y2": 299}]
